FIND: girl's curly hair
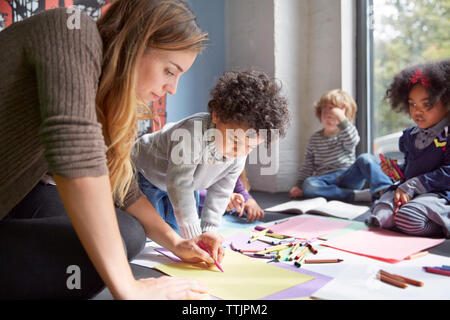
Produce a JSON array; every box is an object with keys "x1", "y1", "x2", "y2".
[
  {"x1": 385, "y1": 59, "x2": 450, "y2": 115},
  {"x1": 207, "y1": 70, "x2": 290, "y2": 146}
]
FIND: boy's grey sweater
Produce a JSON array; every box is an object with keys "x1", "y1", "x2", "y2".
[{"x1": 132, "y1": 113, "x2": 246, "y2": 238}]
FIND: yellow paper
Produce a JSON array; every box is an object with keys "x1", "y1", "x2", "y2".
[{"x1": 155, "y1": 249, "x2": 314, "y2": 300}]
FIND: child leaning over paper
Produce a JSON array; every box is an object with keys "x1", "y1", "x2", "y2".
[
  {"x1": 132, "y1": 70, "x2": 290, "y2": 239},
  {"x1": 368, "y1": 59, "x2": 450, "y2": 238},
  {"x1": 289, "y1": 89, "x2": 392, "y2": 203}
]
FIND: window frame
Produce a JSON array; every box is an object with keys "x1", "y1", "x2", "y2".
[{"x1": 356, "y1": 0, "x2": 374, "y2": 155}]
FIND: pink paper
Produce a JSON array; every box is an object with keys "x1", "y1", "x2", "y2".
[
  {"x1": 321, "y1": 228, "x2": 446, "y2": 263},
  {"x1": 265, "y1": 216, "x2": 351, "y2": 239}
]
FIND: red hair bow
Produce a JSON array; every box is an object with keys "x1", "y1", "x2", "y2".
[{"x1": 409, "y1": 69, "x2": 430, "y2": 87}]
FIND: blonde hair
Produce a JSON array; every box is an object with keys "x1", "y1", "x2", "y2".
[
  {"x1": 314, "y1": 89, "x2": 357, "y2": 121},
  {"x1": 96, "y1": 0, "x2": 208, "y2": 207}
]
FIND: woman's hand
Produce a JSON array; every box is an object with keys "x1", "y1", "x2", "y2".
[
  {"x1": 243, "y1": 198, "x2": 264, "y2": 222},
  {"x1": 126, "y1": 276, "x2": 209, "y2": 300},
  {"x1": 289, "y1": 186, "x2": 303, "y2": 198},
  {"x1": 172, "y1": 231, "x2": 225, "y2": 266}
]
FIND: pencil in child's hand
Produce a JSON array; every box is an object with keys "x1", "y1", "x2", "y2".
[{"x1": 198, "y1": 241, "x2": 224, "y2": 272}]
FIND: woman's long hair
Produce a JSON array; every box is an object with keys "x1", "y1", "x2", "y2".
[{"x1": 96, "y1": 0, "x2": 208, "y2": 207}]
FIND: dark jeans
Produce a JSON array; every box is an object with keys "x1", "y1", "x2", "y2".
[
  {"x1": 0, "y1": 182, "x2": 146, "y2": 299},
  {"x1": 302, "y1": 153, "x2": 393, "y2": 202}
]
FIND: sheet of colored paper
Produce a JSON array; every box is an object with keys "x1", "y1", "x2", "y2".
[
  {"x1": 322, "y1": 228, "x2": 446, "y2": 263},
  {"x1": 265, "y1": 215, "x2": 351, "y2": 239},
  {"x1": 311, "y1": 252, "x2": 450, "y2": 300},
  {"x1": 261, "y1": 263, "x2": 332, "y2": 300},
  {"x1": 155, "y1": 249, "x2": 315, "y2": 300},
  {"x1": 155, "y1": 247, "x2": 182, "y2": 262}
]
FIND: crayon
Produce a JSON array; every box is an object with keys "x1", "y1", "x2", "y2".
[
  {"x1": 379, "y1": 270, "x2": 423, "y2": 287},
  {"x1": 390, "y1": 159, "x2": 405, "y2": 179},
  {"x1": 423, "y1": 266, "x2": 450, "y2": 277},
  {"x1": 377, "y1": 272, "x2": 408, "y2": 289},
  {"x1": 304, "y1": 259, "x2": 343, "y2": 264}
]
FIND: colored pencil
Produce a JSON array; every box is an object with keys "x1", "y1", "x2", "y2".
[
  {"x1": 377, "y1": 272, "x2": 408, "y2": 289},
  {"x1": 423, "y1": 266, "x2": 450, "y2": 277},
  {"x1": 198, "y1": 241, "x2": 224, "y2": 272},
  {"x1": 379, "y1": 270, "x2": 423, "y2": 287},
  {"x1": 406, "y1": 251, "x2": 428, "y2": 260},
  {"x1": 304, "y1": 259, "x2": 343, "y2": 264}
]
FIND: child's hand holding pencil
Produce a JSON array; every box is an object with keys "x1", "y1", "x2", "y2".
[{"x1": 173, "y1": 232, "x2": 225, "y2": 271}]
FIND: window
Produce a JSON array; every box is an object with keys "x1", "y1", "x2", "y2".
[{"x1": 358, "y1": 0, "x2": 450, "y2": 159}]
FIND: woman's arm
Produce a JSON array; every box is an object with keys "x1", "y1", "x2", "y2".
[
  {"x1": 54, "y1": 175, "x2": 213, "y2": 299},
  {"x1": 53, "y1": 174, "x2": 136, "y2": 299}
]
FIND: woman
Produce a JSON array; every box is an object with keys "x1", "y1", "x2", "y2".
[{"x1": 0, "y1": 0, "x2": 223, "y2": 299}]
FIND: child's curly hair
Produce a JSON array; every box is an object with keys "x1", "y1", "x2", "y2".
[
  {"x1": 314, "y1": 89, "x2": 357, "y2": 121},
  {"x1": 385, "y1": 59, "x2": 450, "y2": 115},
  {"x1": 208, "y1": 70, "x2": 290, "y2": 146}
]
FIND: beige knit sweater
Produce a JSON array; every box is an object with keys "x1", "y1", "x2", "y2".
[{"x1": 0, "y1": 8, "x2": 142, "y2": 219}]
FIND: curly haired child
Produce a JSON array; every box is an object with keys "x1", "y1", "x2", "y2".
[
  {"x1": 368, "y1": 59, "x2": 450, "y2": 238},
  {"x1": 289, "y1": 89, "x2": 392, "y2": 202},
  {"x1": 132, "y1": 70, "x2": 290, "y2": 238}
]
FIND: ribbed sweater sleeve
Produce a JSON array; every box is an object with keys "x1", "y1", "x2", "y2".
[
  {"x1": 337, "y1": 119, "x2": 360, "y2": 151},
  {"x1": 296, "y1": 138, "x2": 315, "y2": 187},
  {"x1": 26, "y1": 9, "x2": 108, "y2": 178}
]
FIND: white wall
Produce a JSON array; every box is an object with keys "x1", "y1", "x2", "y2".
[{"x1": 225, "y1": 0, "x2": 357, "y2": 192}]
